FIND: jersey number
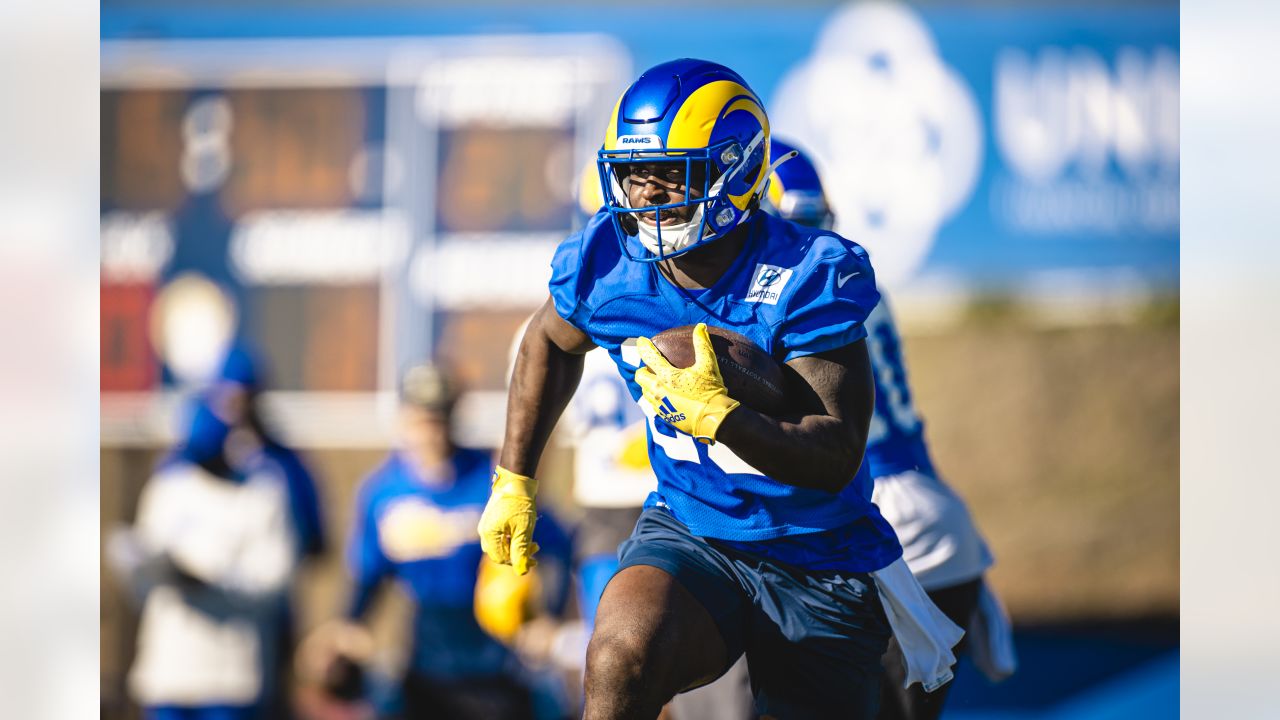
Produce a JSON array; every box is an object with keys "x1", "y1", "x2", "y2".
[{"x1": 864, "y1": 306, "x2": 921, "y2": 443}]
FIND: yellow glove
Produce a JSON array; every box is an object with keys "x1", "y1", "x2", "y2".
[
  {"x1": 477, "y1": 466, "x2": 540, "y2": 575},
  {"x1": 635, "y1": 323, "x2": 742, "y2": 445},
  {"x1": 474, "y1": 556, "x2": 541, "y2": 644}
]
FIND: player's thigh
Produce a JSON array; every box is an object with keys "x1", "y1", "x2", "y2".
[
  {"x1": 744, "y1": 566, "x2": 892, "y2": 719},
  {"x1": 591, "y1": 563, "x2": 731, "y2": 692},
  {"x1": 590, "y1": 507, "x2": 749, "y2": 693}
]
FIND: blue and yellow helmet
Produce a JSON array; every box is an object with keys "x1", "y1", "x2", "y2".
[
  {"x1": 762, "y1": 138, "x2": 834, "y2": 231},
  {"x1": 598, "y1": 59, "x2": 771, "y2": 261}
]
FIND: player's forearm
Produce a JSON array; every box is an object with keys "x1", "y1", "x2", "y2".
[
  {"x1": 498, "y1": 329, "x2": 584, "y2": 478},
  {"x1": 717, "y1": 410, "x2": 864, "y2": 493}
]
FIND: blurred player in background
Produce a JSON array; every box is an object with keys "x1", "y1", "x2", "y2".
[
  {"x1": 144, "y1": 276, "x2": 330, "y2": 719},
  {"x1": 480, "y1": 59, "x2": 961, "y2": 719},
  {"x1": 325, "y1": 364, "x2": 571, "y2": 720},
  {"x1": 145, "y1": 344, "x2": 329, "y2": 720},
  {"x1": 763, "y1": 138, "x2": 1017, "y2": 720},
  {"x1": 111, "y1": 373, "x2": 298, "y2": 720}
]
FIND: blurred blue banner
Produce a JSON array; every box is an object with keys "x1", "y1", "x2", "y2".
[
  {"x1": 772, "y1": 4, "x2": 1178, "y2": 291},
  {"x1": 102, "y1": 0, "x2": 1177, "y2": 303}
]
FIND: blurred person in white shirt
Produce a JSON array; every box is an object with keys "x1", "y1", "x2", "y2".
[{"x1": 111, "y1": 381, "x2": 296, "y2": 720}]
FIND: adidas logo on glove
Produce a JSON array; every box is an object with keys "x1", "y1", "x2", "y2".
[{"x1": 657, "y1": 397, "x2": 686, "y2": 423}]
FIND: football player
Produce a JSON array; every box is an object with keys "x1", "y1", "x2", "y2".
[
  {"x1": 763, "y1": 139, "x2": 1016, "y2": 720},
  {"x1": 479, "y1": 59, "x2": 960, "y2": 719}
]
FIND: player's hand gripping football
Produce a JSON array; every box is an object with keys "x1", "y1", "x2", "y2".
[
  {"x1": 477, "y1": 467, "x2": 540, "y2": 576},
  {"x1": 636, "y1": 323, "x2": 742, "y2": 444}
]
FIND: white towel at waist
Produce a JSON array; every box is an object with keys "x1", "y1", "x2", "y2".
[{"x1": 871, "y1": 558, "x2": 965, "y2": 692}]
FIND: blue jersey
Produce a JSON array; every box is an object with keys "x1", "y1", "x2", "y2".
[
  {"x1": 550, "y1": 211, "x2": 901, "y2": 571},
  {"x1": 863, "y1": 298, "x2": 936, "y2": 478},
  {"x1": 346, "y1": 447, "x2": 570, "y2": 678}
]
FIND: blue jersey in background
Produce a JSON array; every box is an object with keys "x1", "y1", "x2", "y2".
[
  {"x1": 347, "y1": 447, "x2": 570, "y2": 679},
  {"x1": 862, "y1": 298, "x2": 937, "y2": 479}
]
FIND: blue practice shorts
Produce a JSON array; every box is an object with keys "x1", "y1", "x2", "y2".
[{"x1": 616, "y1": 506, "x2": 892, "y2": 719}]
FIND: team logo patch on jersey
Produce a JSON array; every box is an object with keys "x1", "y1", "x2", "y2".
[{"x1": 745, "y1": 263, "x2": 793, "y2": 305}]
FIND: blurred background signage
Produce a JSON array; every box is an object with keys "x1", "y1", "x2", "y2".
[{"x1": 101, "y1": 1, "x2": 1177, "y2": 443}]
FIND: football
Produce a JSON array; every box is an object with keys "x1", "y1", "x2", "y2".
[{"x1": 648, "y1": 325, "x2": 787, "y2": 416}]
